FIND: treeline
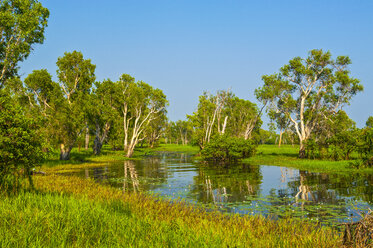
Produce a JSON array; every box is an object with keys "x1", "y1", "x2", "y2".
[
  {"x1": 1, "y1": 0, "x2": 373, "y2": 192},
  {"x1": 7, "y1": 52, "x2": 168, "y2": 159}
]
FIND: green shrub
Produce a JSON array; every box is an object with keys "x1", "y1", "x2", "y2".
[
  {"x1": 0, "y1": 92, "x2": 44, "y2": 193},
  {"x1": 201, "y1": 135, "x2": 257, "y2": 163}
]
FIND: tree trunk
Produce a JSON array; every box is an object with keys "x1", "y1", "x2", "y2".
[
  {"x1": 221, "y1": 116, "x2": 228, "y2": 134},
  {"x1": 60, "y1": 144, "x2": 72, "y2": 160},
  {"x1": 126, "y1": 145, "x2": 135, "y2": 158},
  {"x1": 93, "y1": 136, "x2": 103, "y2": 155},
  {"x1": 299, "y1": 141, "x2": 306, "y2": 159},
  {"x1": 278, "y1": 130, "x2": 283, "y2": 147},
  {"x1": 85, "y1": 126, "x2": 89, "y2": 150}
]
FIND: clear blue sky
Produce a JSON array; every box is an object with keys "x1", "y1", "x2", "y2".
[{"x1": 20, "y1": 0, "x2": 373, "y2": 127}]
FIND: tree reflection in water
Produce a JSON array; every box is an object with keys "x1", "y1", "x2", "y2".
[
  {"x1": 123, "y1": 160, "x2": 140, "y2": 193},
  {"x1": 194, "y1": 164, "x2": 263, "y2": 205}
]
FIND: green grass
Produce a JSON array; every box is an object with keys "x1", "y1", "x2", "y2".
[
  {"x1": 244, "y1": 144, "x2": 373, "y2": 174},
  {"x1": 42, "y1": 144, "x2": 200, "y2": 167},
  {"x1": 42, "y1": 143, "x2": 372, "y2": 174},
  {"x1": 0, "y1": 171, "x2": 342, "y2": 247}
]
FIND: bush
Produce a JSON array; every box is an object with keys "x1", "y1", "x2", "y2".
[
  {"x1": 201, "y1": 135, "x2": 257, "y2": 163},
  {"x1": 357, "y1": 128, "x2": 373, "y2": 168},
  {"x1": 0, "y1": 92, "x2": 44, "y2": 193}
]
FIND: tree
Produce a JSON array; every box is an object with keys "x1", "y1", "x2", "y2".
[
  {"x1": 187, "y1": 90, "x2": 231, "y2": 149},
  {"x1": 113, "y1": 74, "x2": 168, "y2": 157},
  {"x1": 0, "y1": 90, "x2": 44, "y2": 193},
  {"x1": 268, "y1": 110, "x2": 291, "y2": 147},
  {"x1": 366, "y1": 116, "x2": 373, "y2": 129},
  {"x1": 90, "y1": 79, "x2": 118, "y2": 155},
  {"x1": 201, "y1": 135, "x2": 257, "y2": 163},
  {"x1": 226, "y1": 96, "x2": 261, "y2": 139},
  {"x1": 144, "y1": 111, "x2": 168, "y2": 148},
  {"x1": 56, "y1": 51, "x2": 96, "y2": 160},
  {"x1": 255, "y1": 49, "x2": 363, "y2": 158},
  {"x1": 0, "y1": 0, "x2": 49, "y2": 89},
  {"x1": 188, "y1": 90, "x2": 260, "y2": 149},
  {"x1": 23, "y1": 69, "x2": 63, "y2": 150}
]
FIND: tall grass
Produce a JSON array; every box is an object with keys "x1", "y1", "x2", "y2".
[
  {"x1": 244, "y1": 145, "x2": 373, "y2": 174},
  {"x1": 0, "y1": 171, "x2": 342, "y2": 247}
]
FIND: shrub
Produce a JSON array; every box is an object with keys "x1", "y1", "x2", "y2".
[
  {"x1": 0, "y1": 92, "x2": 44, "y2": 193},
  {"x1": 201, "y1": 135, "x2": 257, "y2": 163}
]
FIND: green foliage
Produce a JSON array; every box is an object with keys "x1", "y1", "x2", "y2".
[
  {"x1": 107, "y1": 74, "x2": 168, "y2": 157},
  {"x1": 188, "y1": 90, "x2": 260, "y2": 149},
  {"x1": 201, "y1": 135, "x2": 257, "y2": 163},
  {"x1": 352, "y1": 128, "x2": 373, "y2": 169},
  {"x1": 366, "y1": 116, "x2": 373, "y2": 129},
  {"x1": 55, "y1": 51, "x2": 96, "y2": 160},
  {"x1": 0, "y1": 0, "x2": 49, "y2": 89},
  {"x1": 0, "y1": 91, "x2": 44, "y2": 193},
  {"x1": 256, "y1": 49, "x2": 363, "y2": 158}
]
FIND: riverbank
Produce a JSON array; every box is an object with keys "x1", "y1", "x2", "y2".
[
  {"x1": 244, "y1": 145, "x2": 373, "y2": 174},
  {"x1": 42, "y1": 144, "x2": 372, "y2": 174},
  {"x1": 0, "y1": 167, "x2": 341, "y2": 247}
]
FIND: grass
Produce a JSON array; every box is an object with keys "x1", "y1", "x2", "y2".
[
  {"x1": 4, "y1": 143, "x2": 368, "y2": 247},
  {"x1": 42, "y1": 144, "x2": 200, "y2": 167},
  {"x1": 0, "y1": 169, "x2": 342, "y2": 247},
  {"x1": 42, "y1": 143, "x2": 372, "y2": 174},
  {"x1": 244, "y1": 144, "x2": 373, "y2": 174}
]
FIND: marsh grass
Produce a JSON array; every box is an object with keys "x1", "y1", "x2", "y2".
[
  {"x1": 42, "y1": 144, "x2": 200, "y2": 168},
  {"x1": 0, "y1": 167, "x2": 343, "y2": 248},
  {"x1": 244, "y1": 145, "x2": 373, "y2": 174}
]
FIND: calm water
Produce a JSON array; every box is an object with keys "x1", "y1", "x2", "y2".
[{"x1": 67, "y1": 152, "x2": 373, "y2": 226}]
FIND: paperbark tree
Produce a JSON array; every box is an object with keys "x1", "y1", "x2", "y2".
[
  {"x1": 255, "y1": 49, "x2": 363, "y2": 158},
  {"x1": 113, "y1": 74, "x2": 168, "y2": 157},
  {"x1": 124, "y1": 81, "x2": 167, "y2": 157},
  {"x1": 0, "y1": 0, "x2": 49, "y2": 89},
  {"x1": 23, "y1": 69, "x2": 63, "y2": 149},
  {"x1": 90, "y1": 79, "x2": 118, "y2": 155},
  {"x1": 56, "y1": 51, "x2": 96, "y2": 160},
  {"x1": 188, "y1": 90, "x2": 260, "y2": 149}
]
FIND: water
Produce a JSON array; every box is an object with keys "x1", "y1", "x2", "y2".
[{"x1": 67, "y1": 152, "x2": 373, "y2": 226}]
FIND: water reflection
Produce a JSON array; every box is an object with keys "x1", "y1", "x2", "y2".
[
  {"x1": 192, "y1": 164, "x2": 262, "y2": 205},
  {"x1": 66, "y1": 152, "x2": 373, "y2": 226},
  {"x1": 123, "y1": 161, "x2": 140, "y2": 192}
]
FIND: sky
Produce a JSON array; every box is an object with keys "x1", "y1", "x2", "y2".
[{"x1": 19, "y1": 0, "x2": 373, "y2": 127}]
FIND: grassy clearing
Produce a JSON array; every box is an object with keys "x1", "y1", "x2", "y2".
[
  {"x1": 0, "y1": 169, "x2": 342, "y2": 247},
  {"x1": 244, "y1": 145, "x2": 373, "y2": 174}
]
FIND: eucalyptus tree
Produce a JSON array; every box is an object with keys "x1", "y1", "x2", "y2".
[
  {"x1": 187, "y1": 90, "x2": 231, "y2": 149},
  {"x1": 188, "y1": 90, "x2": 259, "y2": 149},
  {"x1": 56, "y1": 51, "x2": 96, "y2": 160},
  {"x1": 174, "y1": 120, "x2": 193, "y2": 145},
  {"x1": 114, "y1": 74, "x2": 168, "y2": 157},
  {"x1": 144, "y1": 111, "x2": 168, "y2": 148},
  {"x1": 90, "y1": 79, "x2": 118, "y2": 155},
  {"x1": 0, "y1": 0, "x2": 49, "y2": 89},
  {"x1": 268, "y1": 110, "x2": 291, "y2": 147},
  {"x1": 226, "y1": 97, "x2": 260, "y2": 139},
  {"x1": 23, "y1": 69, "x2": 63, "y2": 149},
  {"x1": 255, "y1": 49, "x2": 363, "y2": 158}
]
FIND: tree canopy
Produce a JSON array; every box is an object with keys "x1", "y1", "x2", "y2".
[
  {"x1": 0, "y1": 0, "x2": 49, "y2": 89},
  {"x1": 255, "y1": 49, "x2": 363, "y2": 158}
]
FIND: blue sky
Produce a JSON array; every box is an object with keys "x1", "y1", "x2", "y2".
[{"x1": 20, "y1": 0, "x2": 373, "y2": 127}]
